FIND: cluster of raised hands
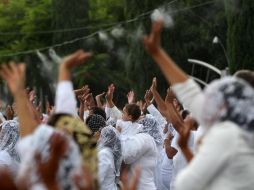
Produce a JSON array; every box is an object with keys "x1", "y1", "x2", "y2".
[{"x1": 0, "y1": 19, "x2": 195, "y2": 190}]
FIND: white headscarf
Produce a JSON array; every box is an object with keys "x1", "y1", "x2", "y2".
[
  {"x1": 138, "y1": 115, "x2": 163, "y2": 146},
  {"x1": 98, "y1": 126, "x2": 122, "y2": 179},
  {"x1": 200, "y1": 77, "x2": 254, "y2": 131},
  {"x1": 0, "y1": 120, "x2": 20, "y2": 162},
  {"x1": 17, "y1": 124, "x2": 82, "y2": 190}
]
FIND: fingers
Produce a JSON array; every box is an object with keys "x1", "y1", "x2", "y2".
[
  {"x1": 63, "y1": 50, "x2": 93, "y2": 69},
  {"x1": 0, "y1": 64, "x2": 12, "y2": 80}
]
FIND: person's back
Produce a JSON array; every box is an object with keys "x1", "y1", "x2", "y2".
[
  {"x1": 207, "y1": 122, "x2": 254, "y2": 190},
  {"x1": 116, "y1": 119, "x2": 143, "y2": 139},
  {"x1": 98, "y1": 147, "x2": 118, "y2": 190},
  {"x1": 175, "y1": 121, "x2": 254, "y2": 190},
  {"x1": 122, "y1": 133, "x2": 157, "y2": 190}
]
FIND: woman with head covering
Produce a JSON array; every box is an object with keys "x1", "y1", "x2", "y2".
[
  {"x1": 144, "y1": 20, "x2": 254, "y2": 190},
  {"x1": 86, "y1": 114, "x2": 106, "y2": 135},
  {"x1": 98, "y1": 126, "x2": 122, "y2": 190},
  {"x1": 138, "y1": 115, "x2": 165, "y2": 190},
  {"x1": 17, "y1": 124, "x2": 82, "y2": 190},
  {"x1": 0, "y1": 120, "x2": 20, "y2": 175},
  {"x1": 121, "y1": 129, "x2": 157, "y2": 190}
]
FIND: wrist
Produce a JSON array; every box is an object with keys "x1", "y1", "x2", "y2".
[{"x1": 13, "y1": 89, "x2": 26, "y2": 98}]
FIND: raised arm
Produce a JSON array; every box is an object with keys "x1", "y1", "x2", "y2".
[
  {"x1": 55, "y1": 50, "x2": 92, "y2": 115},
  {"x1": 0, "y1": 63, "x2": 38, "y2": 137},
  {"x1": 144, "y1": 20, "x2": 188, "y2": 85}
]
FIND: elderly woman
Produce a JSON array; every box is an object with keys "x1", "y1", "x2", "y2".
[
  {"x1": 0, "y1": 120, "x2": 20, "y2": 175},
  {"x1": 144, "y1": 19, "x2": 254, "y2": 190},
  {"x1": 98, "y1": 126, "x2": 122, "y2": 190}
]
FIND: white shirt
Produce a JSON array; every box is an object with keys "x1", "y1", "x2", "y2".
[
  {"x1": 175, "y1": 121, "x2": 254, "y2": 190},
  {"x1": 116, "y1": 120, "x2": 142, "y2": 139},
  {"x1": 122, "y1": 133, "x2": 157, "y2": 190},
  {"x1": 172, "y1": 79, "x2": 254, "y2": 190},
  {"x1": 98, "y1": 147, "x2": 118, "y2": 190}
]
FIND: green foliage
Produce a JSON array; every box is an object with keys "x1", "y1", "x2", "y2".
[
  {"x1": 225, "y1": 0, "x2": 254, "y2": 73},
  {"x1": 0, "y1": 0, "x2": 253, "y2": 106}
]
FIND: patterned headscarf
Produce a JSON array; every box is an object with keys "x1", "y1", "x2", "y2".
[
  {"x1": 98, "y1": 126, "x2": 122, "y2": 179},
  {"x1": 138, "y1": 115, "x2": 163, "y2": 146},
  {"x1": 86, "y1": 114, "x2": 106, "y2": 134},
  {"x1": 200, "y1": 77, "x2": 254, "y2": 131},
  {"x1": 0, "y1": 120, "x2": 20, "y2": 162}
]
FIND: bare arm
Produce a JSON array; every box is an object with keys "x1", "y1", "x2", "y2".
[
  {"x1": 95, "y1": 92, "x2": 105, "y2": 108},
  {"x1": 0, "y1": 63, "x2": 38, "y2": 137},
  {"x1": 144, "y1": 20, "x2": 188, "y2": 85},
  {"x1": 164, "y1": 132, "x2": 177, "y2": 159}
]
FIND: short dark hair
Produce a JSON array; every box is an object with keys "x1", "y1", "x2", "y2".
[{"x1": 125, "y1": 103, "x2": 141, "y2": 121}]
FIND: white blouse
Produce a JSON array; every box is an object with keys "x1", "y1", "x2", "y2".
[
  {"x1": 98, "y1": 147, "x2": 118, "y2": 190},
  {"x1": 172, "y1": 79, "x2": 254, "y2": 190},
  {"x1": 116, "y1": 120, "x2": 143, "y2": 139},
  {"x1": 122, "y1": 133, "x2": 157, "y2": 190}
]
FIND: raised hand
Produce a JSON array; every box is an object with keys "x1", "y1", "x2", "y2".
[
  {"x1": 165, "y1": 87, "x2": 175, "y2": 103},
  {"x1": 144, "y1": 19, "x2": 163, "y2": 55},
  {"x1": 0, "y1": 62, "x2": 26, "y2": 96},
  {"x1": 127, "y1": 90, "x2": 135, "y2": 104},
  {"x1": 62, "y1": 50, "x2": 92, "y2": 69},
  {"x1": 105, "y1": 84, "x2": 115, "y2": 108},
  {"x1": 6, "y1": 105, "x2": 14, "y2": 120},
  {"x1": 150, "y1": 77, "x2": 157, "y2": 94},
  {"x1": 84, "y1": 93, "x2": 96, "y2": 109},
  {"x1": 95, "y1": 92, "x2": 105, "y2": 108},
  {"x1": 144, "y1": 90, "x2": 153, "y2": 106},
  {"x1": 59, "y1": 50, "x2": 92, "y2": 81}
]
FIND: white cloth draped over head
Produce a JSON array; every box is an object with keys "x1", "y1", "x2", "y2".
[
  {"x1": 199, "y1": 77, "x2": 254, "y2": 131},
  {"x1": 17, "y1": 124, "x2": 82, "y2": 190},
  {"x1": 98, "y1": 126, "x2": 122, "y2": 178},
  {"x1": 138, "y1": 115, "x2": 163, "y2": 146},
  {"x1": 0, "y1": 120, "x2": 20, "y2": 163}
]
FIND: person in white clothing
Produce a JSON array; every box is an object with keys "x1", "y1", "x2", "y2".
[
  {"x1": 98, "y1": 126, "x2": 122, "y2": 190},
  {"x1": 144, "y1": 19, "x2": 254, "y2": 190},
  {"x1": 121, "y1": 132, "x2": 157, "y2": 190},
  {"x1": 116, "y1": 104, "x2": 143, "y2": 139},
  {"x1": 0, "y1": 120, "x2": 20, "y2": 176}
]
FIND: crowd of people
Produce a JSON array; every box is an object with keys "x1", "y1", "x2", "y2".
[{"x1": 0, "y1": 19, "x2": 254, "y2": 190}]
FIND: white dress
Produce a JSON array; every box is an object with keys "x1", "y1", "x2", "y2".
[
  {"x1": 122, "y1": 133, "x2": 157, "y2": 190},
  {"x1": 98, "y1": 147, "x2": 118, "y2": 190}
]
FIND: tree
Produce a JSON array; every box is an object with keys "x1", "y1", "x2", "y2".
[{"x1": 225, "y1": 0, "x2": 254, "y2": 73}]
